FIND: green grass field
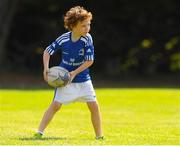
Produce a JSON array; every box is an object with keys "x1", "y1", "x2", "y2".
[{"x1": 0, "y1": 88, "x2": 180, "y2": 145}]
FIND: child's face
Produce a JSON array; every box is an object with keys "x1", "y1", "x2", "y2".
[{"x1": 73, "y1": 19, "x2": 91, "y2": 36}]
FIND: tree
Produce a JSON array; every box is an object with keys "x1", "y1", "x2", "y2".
[{"x1": 0, "y1": 0, "x2": 18, "y2": 65}]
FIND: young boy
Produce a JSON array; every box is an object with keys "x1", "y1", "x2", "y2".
[{"x1": 34, "y1": 6, "x2": 103, "y2": 140}]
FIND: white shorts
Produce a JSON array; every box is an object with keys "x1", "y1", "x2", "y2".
[{"x1": 53, "y1": 80, "x2": 96, "y2": 104}]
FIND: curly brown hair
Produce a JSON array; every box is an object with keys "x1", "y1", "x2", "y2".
[{"x1": 64, "y1": 6, "x2": 92, "y2": 31}]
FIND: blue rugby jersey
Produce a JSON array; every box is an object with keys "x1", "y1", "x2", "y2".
[{"x1": 45, "y1": 32, "x2": 94, "y2": 83}]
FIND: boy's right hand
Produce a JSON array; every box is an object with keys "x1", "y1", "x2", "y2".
[{"x1": 43, "y1": 69, "x2": 49, "y2": 82}]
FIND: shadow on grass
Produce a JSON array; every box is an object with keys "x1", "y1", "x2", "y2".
[{"x1": 19, "y1": 136, "x2": 66, "y2": 141}]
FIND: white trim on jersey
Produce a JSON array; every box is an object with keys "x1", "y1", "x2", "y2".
[
  {"x1": 80, "y1": 37, "x2": 88, "y2": 46},
  {"x1": 49, "y1": 50, "x2": 54, "y2": 55},
  {"x1": 45, "y1": 46, "x2": 55, "y2": 55},
  {"x1": 85, "y1": 33, "x2": 93, "y2": 45},
  {"x1": 85, "y1": 55, "x2": 94, "y2": 60},
  {"x1": 58, "y1": 38, "x2": 70, "y2": 46},
  {"x1": 80, "y1": 33, "x2": 93, "y2": 47},
  {"x1": 57, "y1": 36, "x2": 69, "y2": 43},
  {"x1": 56, "y1": 32, "x2": 70, "y2": 42},
  {"x1": 45, "y1": 32, "x2": 70, "y2": 56},
  {"x1": 85, "y1": 34, "x2": 93, "y2": 43}
]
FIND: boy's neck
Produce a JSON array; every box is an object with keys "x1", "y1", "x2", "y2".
[{"x1": 71, "y1": 31, "x2": 81, "y2": 42}]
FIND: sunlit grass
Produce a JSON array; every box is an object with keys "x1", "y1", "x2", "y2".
[{"x1": 0, "y1": 88, "x2": 180, "y2": 145}]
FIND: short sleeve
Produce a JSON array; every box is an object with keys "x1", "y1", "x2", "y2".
[
  {"x1": 44, "y1": 41, "x2": 60, "y2": 55},
  {"x1": 84, "y1": 34, "x2": 94, "y2": 61},
  {"x1": 45, "y1": 32, "x2": 70, "y2": 55}
]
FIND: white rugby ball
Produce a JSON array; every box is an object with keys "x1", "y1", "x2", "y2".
[{"x1": 47, "y1": 66, "x2": 71, "y2": 87}]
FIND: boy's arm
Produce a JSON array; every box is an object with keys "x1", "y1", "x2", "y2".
[
  {"x1": 43, "y1": 51, "x2": 50, "y2": 82},
  {"x1": 70, "y1": 60, "x2": 94, "y2": 79}
]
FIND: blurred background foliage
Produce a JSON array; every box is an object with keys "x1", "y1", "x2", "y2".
[{"x1": 0, "y1": 0, "x2": 180, "y2": 79}]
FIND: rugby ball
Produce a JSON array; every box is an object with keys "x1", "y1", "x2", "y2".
[{"x1": 47, "y1": 66, "x2": 71, "y2": 87}]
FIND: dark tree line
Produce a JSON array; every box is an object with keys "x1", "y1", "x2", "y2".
[
  {"x1": 0, "y1": 0, "x2": 18, "y2": 65},
  {"x1": 0, "y1": 0, "x2": 180, "y2": 77}
]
